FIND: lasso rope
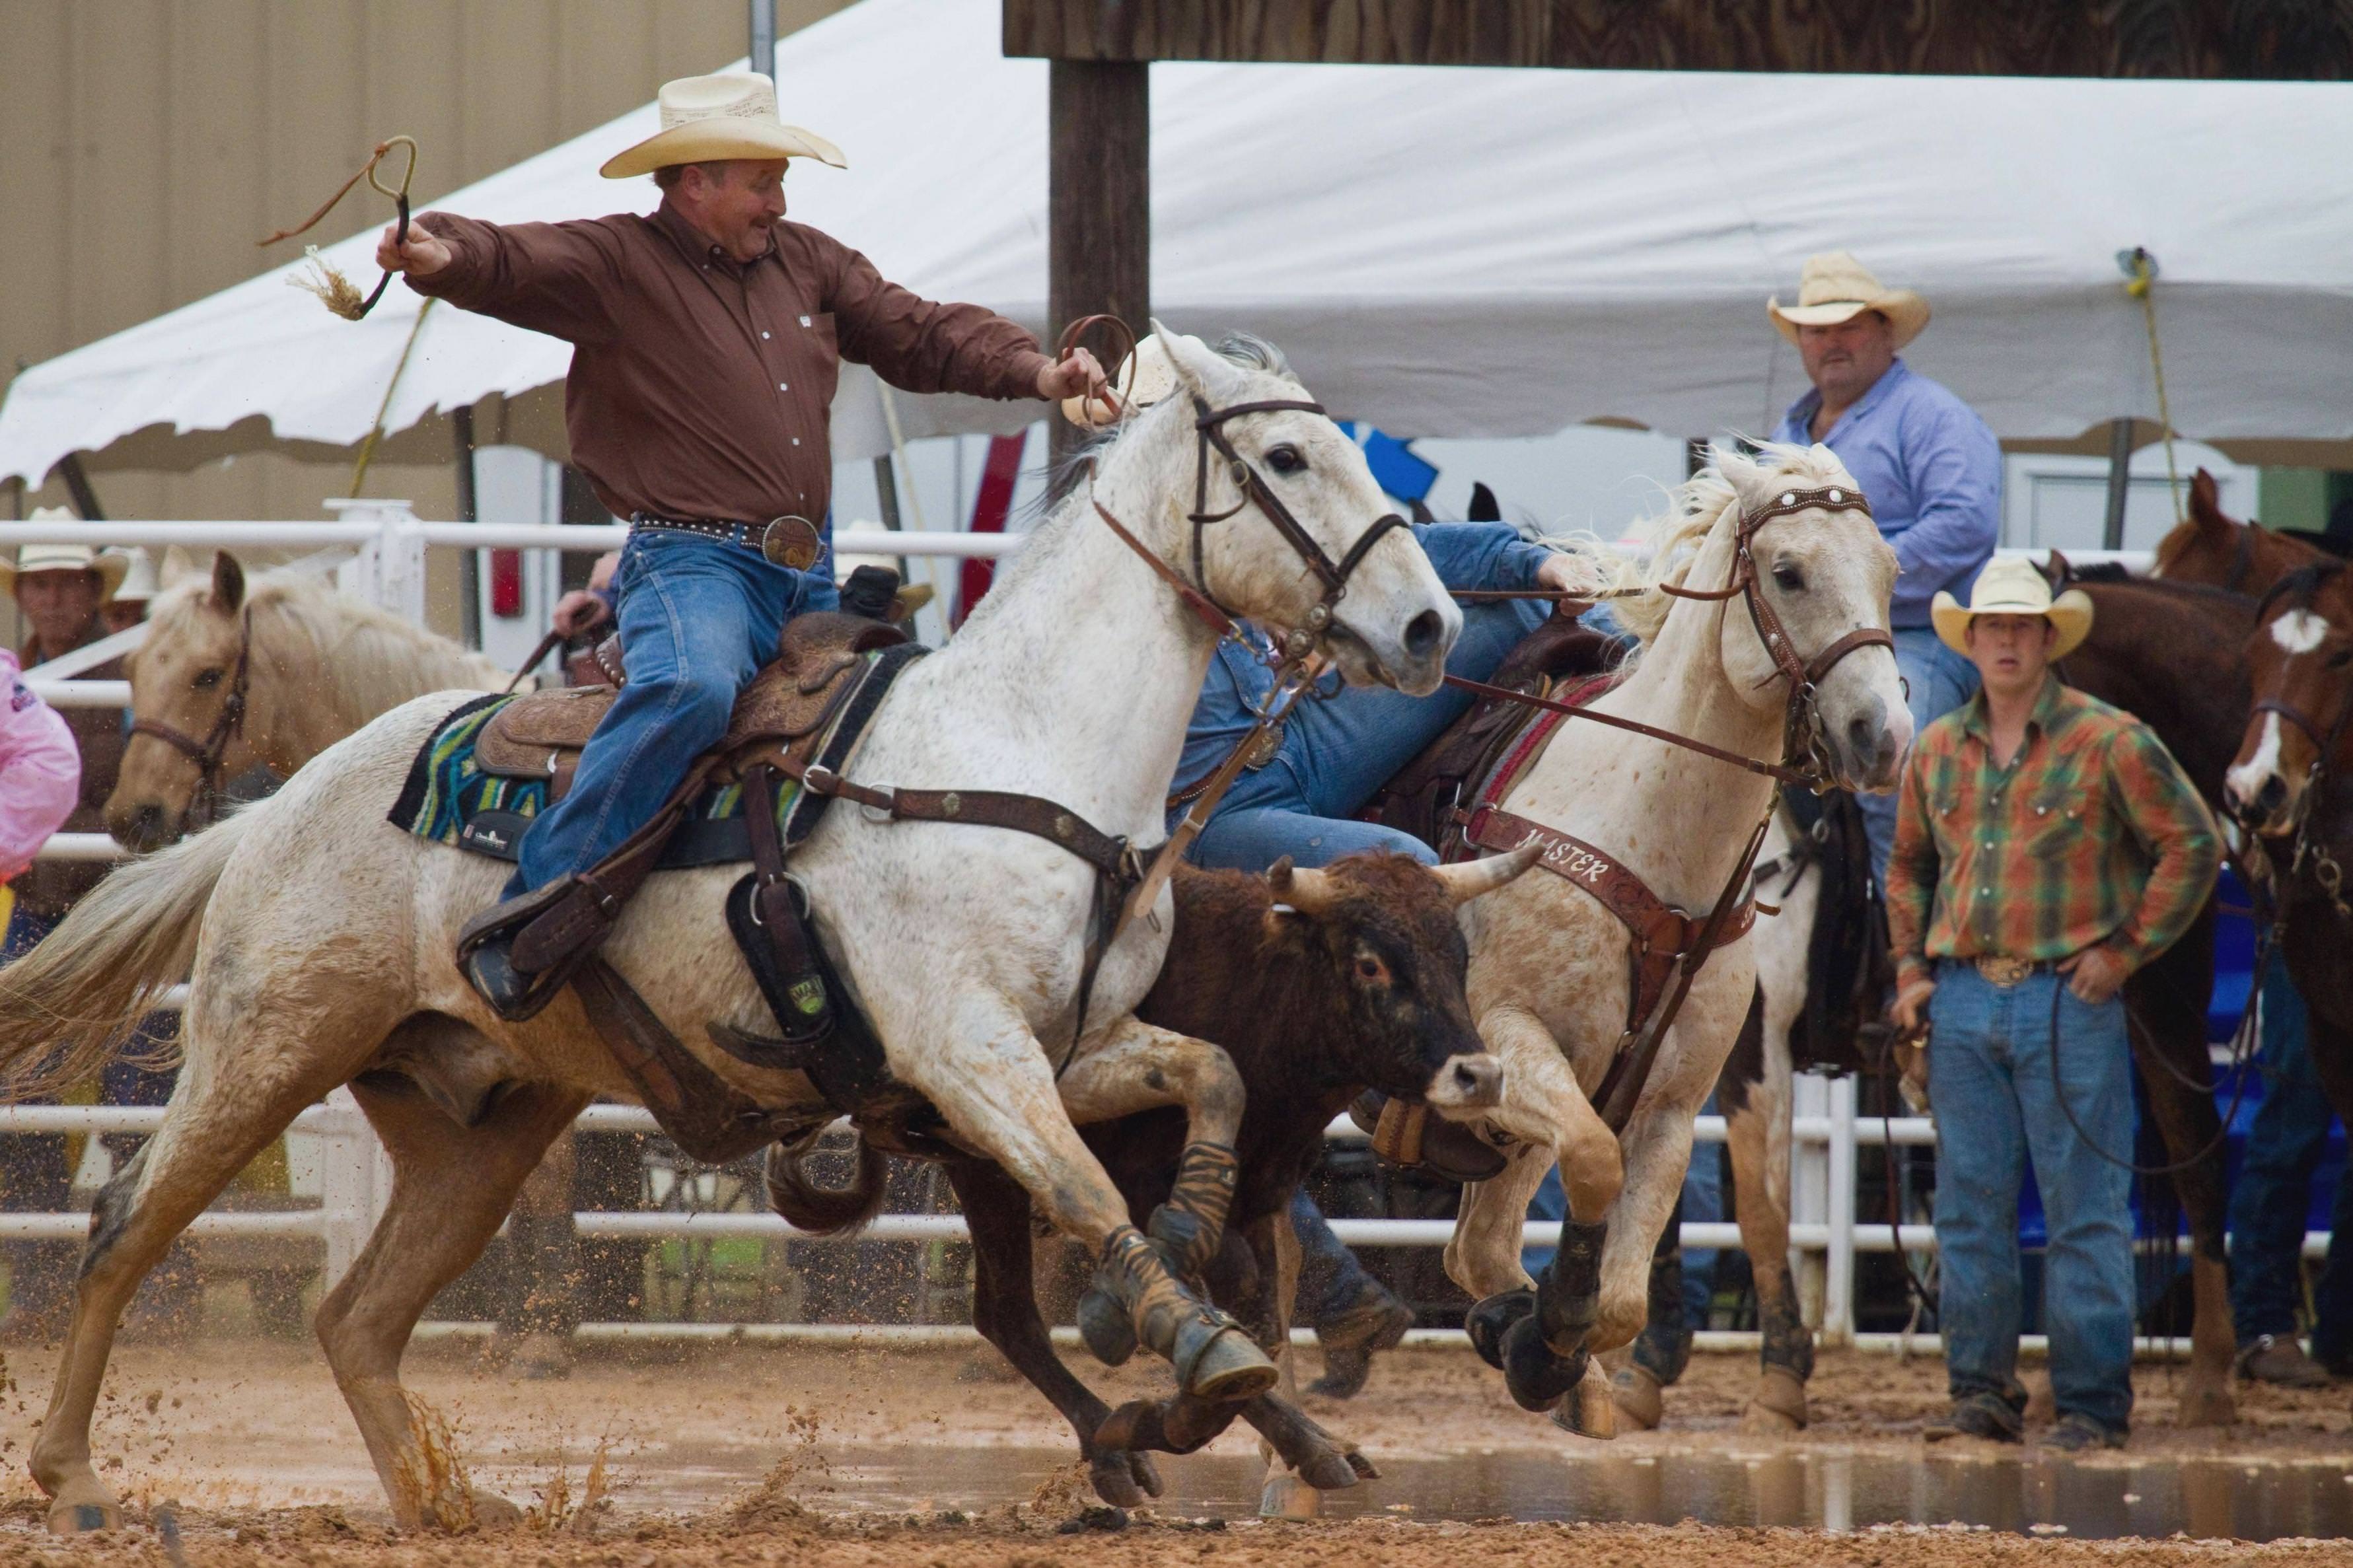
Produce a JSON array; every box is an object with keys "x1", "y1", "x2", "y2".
[
  {"x1": 347, "y1": 298, "x2": 436, "y2": 497},
  {"x1": 2122, "y1": 246, "x2": 2185, "y2": 527},
  {"x1": 260, "y1": 135, "x2": 419, "y2": 320}
]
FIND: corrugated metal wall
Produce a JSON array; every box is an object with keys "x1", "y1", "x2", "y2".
[{"x1": 0, "y1": 0, "x2": 849, "y2": 526}]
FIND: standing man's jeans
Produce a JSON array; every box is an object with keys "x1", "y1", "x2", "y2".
[
  {"x1": 2227, "y1": 965, "x2": 2353, "y2": 1363},
  {"x1": 1929, "y1": 963, "x2": 2137, "y2": 1435},
  {"x1": 513, "y1": 528, "x2": 836, "y2": 895},
  {"x1": 1192, "y1": 600, "x2": 1544, "y2": 871},
  {"x1": 1857, "y1": 627, "x2": 1980, "y2": 884}
]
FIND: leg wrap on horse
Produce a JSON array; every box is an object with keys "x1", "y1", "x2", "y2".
[
  {"x1": 1466, "y1": 1287, "x2": 1535, "y2": 1371},
  {"x1": 1536, "y1": 1219, "x2": 1608, "y2": 1356},
  {"x1": 1147, "y1": 1140, "x2": 1240, "y2": 1284},
  {"x1": 1077, "y1": 1226, "x2": 1277, "y2": 1401},
  {"x1": 1758, "y1": 1269, "x2": 1816, "y2": 1382},
  {"x1": 1630, "y1": 1238, "x2": 1694, "y2": 1388}
]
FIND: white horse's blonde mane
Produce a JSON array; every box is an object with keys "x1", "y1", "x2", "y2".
[
  {"x1": 146, "y1": 566, "x2": 509, "y2": 718},
  {"x1": 1609, "y1": 441, "x2": 1856, "y2": 647}
]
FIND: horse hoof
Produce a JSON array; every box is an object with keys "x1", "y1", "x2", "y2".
[
  {"x1": 1179, "y1": 1326, "x2": 1279, "y2": 1402},
  {"x1": 1500, "y1": 1315, "x2": 1585, "y2": 1413},
  {"x1": 1550, "y1": 1363, "x2": 1617, "y2": 1440},
  {"x1": 1611, "y1": 1363, "x2": 1665, "y2": 1430},
  {"x1": 1741, "y1": 1365, "x2": 1809, "y2": 1434},
  {"x1": 463, "y1": 1489, "x2": 526, "y2": 1530},
  {"x1": 1465, "y1": 1288, "x2": 1536, "y2": 1371},
  {"x1": 46, "y1": 1498, "x2": 118, "y2": 1536},
  {"x1": 1089, "y1": 1452, "x2": 1146, "y2": 1508},
  {"x1": 1077, "y1": 1287, "x2": 1138, "y2": 1367},
  {"x1": 1297, "y1": 1446, "x2": 1362, "y2": 1491},
  {"x1": 2175, "y1": 1384, "x2": 2237, "y2": 1429},
  {"x1": 1260, "y1": 1472, "x2": 1322, "y2": 1520}
]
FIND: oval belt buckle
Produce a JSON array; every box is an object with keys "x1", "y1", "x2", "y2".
[{"x1": 758, "y1": 515, "x2": 822, "y2": 572}]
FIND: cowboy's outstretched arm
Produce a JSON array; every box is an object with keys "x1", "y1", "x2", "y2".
[{"x1": 388, "y1": 213, "x2": 630, "y2": 345}]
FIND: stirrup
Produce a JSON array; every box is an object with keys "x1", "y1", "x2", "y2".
[{"x1": 455, "y1": 880, "x2": 596, "y2": 1022}]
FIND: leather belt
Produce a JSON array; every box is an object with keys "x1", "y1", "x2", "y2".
[
  {"x1": 1971, "y1": 955, "x2": 2045, "y2": 987},
  {"x1": 634, "y1": 512, "x2": 824, "y2": 572}
]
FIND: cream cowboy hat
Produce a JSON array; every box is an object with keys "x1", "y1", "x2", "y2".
[
  {"x1": 1931, "y1": 555, "x2": 2093, "y2": 660},
  {"x1": 600, "y1": 73, "x2": 846, "y2": 180},
  {"x1": 1768, "y1": 252, "x2": 1931, "y2": 349},
  {"x1": 0, "y1": 514, "x2": 129, "y2": 599},
  {"x1": 99, "y1": 548, "x2": 160, "y2": 603}
]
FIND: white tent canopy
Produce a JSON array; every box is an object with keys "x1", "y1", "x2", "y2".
[{"x1": 8, "y1": 0, "x2": 2353, "y2": 489}]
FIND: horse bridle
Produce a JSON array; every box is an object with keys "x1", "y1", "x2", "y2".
[
  {"x1": 1652, "y1": 482, "x2": 1897, "y2": 791},
  {"x1": 127, "y1": 607, "x2": 254, "y2": 823}
]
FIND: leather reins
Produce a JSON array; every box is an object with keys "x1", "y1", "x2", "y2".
[{"x1": 128, "y1": 607, "x2": 256, "y2": 826}]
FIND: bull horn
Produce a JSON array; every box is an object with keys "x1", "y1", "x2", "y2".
[
  {"x1": 1266, "y1": 855, "x2": 1343, "y2": 915},
  {"x1": 1429, "y1": 843, "x2": 1542, "y2": 907}
]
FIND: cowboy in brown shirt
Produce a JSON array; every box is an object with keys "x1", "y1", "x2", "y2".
[{"x1": 378, "y1": 73, "x2": 1105, "y2": 1018}]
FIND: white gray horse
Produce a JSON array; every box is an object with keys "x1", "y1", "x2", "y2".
[{"x1": 0, "y1": 327, "x2": 1468, "y2": 1532}]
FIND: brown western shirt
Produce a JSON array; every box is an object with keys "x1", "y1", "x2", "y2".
[
  {"x1": 406, "y1": 201, "x2": 1052, "y2": 527},
  {"x1": 13, "y1": 625, "x2": 124, "y2": 919}
]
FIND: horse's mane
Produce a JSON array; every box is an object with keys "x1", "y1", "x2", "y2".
[
  {"x1": 2257, "y1": 559, "x2": 2350, "y2": 618},
  {"x1": 2068, "y1": 560, "x2": 2251, "y2": 608},
  {"x1": 147, "y1": 566, "x2": 510, "y2": 717},
  {"x1": 1605, "y1": 441, "x2": 1852, "y2": 649}
]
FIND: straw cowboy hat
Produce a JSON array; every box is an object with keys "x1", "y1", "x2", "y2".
[
  {"x1": 0, "y1": 513, "x2": 129, "y2": 599},
  {"x1": 100, "y1": 548, "x2": 160, "y2": 604},
  {"x1": 1768, "y1": 252, "x2": 1931, "y2": 349},
  {"x1": 1931, "y1": 555, "x2": 2093, "y2": 660},
  {"x1": 600, "y1": 73, "x2": 846, "y2": 180}
]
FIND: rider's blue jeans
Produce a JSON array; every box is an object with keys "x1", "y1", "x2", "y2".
[
  {"x1": 1856, "y1": 626, "x2": 1980, "y2": 886},
  {"x1": 512, "y1": 528, "x2": 836, "y2": 896},
  {"x1": 1929, "y1": 962, "x2": 2136, "y2": 1433},
  {"x1": 1190, "y1": 600, "x2": 1547, "y2": 871},
  {"x1": 2227, "y1": 965, "x2": 2353, "y2": 1358}
]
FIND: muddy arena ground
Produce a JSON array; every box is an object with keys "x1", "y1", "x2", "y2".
[{"x1": 0, "y1": 1336, "x2": 2347, "y2": 1566}]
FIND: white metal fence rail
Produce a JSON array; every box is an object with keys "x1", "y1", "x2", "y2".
[{"x1": 3, "y1": 510, "x2": 2262, "y2": 1352}]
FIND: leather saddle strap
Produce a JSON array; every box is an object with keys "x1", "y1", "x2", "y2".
[
  {"x1": 780, "y1": 757, "x2": 1138, "y2": 890},
  {"x1": 571, "y1": 957, "x2": 788, "y2": 1166}
]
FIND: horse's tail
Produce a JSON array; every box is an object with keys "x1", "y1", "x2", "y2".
[
  {"x1": 762, "y1": 1137, "x2": 888, "y2": 1236},
  {"x1": 0, "y1": 810, "x2": 252, "y2": 1098}
]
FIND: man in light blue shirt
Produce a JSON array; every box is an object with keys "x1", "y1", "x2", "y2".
[{"x1": 1766, "y1": 252, "x2": 2002, "y2": 879}]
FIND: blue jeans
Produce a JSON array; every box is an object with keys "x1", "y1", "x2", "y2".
[
  {"x1": 1929, "y1": 963, "x2": 2136, "y2": 1433},
  {"x1": 1191, "y1": 600, "x2": 1545, "y2": 871},
  {"x1": 513, "y1": 528, "x2": 836, "y2": 894},
  {"x1": 2227, "y1": 966, "x2": 2353, "y2": 1355},
  {"x1": 1292, "y1": 1187, "x2": 1379, "y2": 1321},
  {"x1": 1523, "y1": 1093, "x2": 1722, "y2": 1326},
  {"x1": 1858, "y1": 626, "x2": 1980, "y2": 885}
]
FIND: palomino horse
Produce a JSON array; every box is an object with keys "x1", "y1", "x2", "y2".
[
  {"x1": 0, "y1": 326, "x2": 1459, "y2": 1532},
  {"x1": 106, "y1": 552, "x2": 513, "y2": 851},
  {"x1": 2224, "y1": 562, "x2": 2353, "y2": 1131},
  {"x1": 1441, "y1": 444, "x2": 1910, "y2": 1431},
  {"x1": 109, "y1": 552, "x2": 584, "y2": 1375}
]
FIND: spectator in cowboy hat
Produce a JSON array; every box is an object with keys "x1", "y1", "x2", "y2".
[
  {"x1": 1886, "y1": 557, "x2": 2218, "y2": 1452},
  {"x1": 97, "y1": 549, "x2": 159, "y2": 635},
  {"x1": 1768, "y1": 252, "x2": 2002, "y2": 884}
]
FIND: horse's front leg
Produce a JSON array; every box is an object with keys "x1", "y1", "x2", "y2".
[
  {"x1": 1057, "y1": 1018, "x2": 1247, "y2": 1282},
  {"x1": 1447, "y1": 1003, "x2": 1621, "y2": 1433},
  {"x1": 1721, "y1": 997, "x2": 1811, "y2": 1433},
  {"x1": 888, "y1": 997, "x2": 1274, "y2": 1403}
]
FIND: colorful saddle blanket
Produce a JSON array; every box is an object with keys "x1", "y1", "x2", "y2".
[{"x1": 386, "y1": 643, "x2": 924, "y2": 871}]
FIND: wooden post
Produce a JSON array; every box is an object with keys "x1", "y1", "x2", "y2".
[
  {"x1": 2101, "y1": 415, "x2": 2134, "y2": 550},
  {"x1": 1048, "y1": 59, "x2": 1149, "y2": 467}
]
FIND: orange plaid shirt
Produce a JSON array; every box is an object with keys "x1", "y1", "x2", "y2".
[{"x1": 1886, "y1": 677, "x2": 2218, "y2": 991}]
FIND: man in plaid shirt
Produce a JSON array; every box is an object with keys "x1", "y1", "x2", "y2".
[{"x1": 1887, "y1": 557, "x2": 2218, "y2": 1452}]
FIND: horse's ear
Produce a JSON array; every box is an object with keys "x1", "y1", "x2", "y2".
[
  {"x1": 1149, "y1": 318, "x2": 1243, "y2": 404},
  {"x1": 209, "y1": 551, "x2": 246, "y2": 614},
  {"x1": 160, "y1": 545, "x2": 198, "y2": 588},
  {"x1": 2190, "y1": 468, "x2": 2227, "y2": 532},
  {"x1": 1467, "y1": 482, "x2": 1502, "y2": 522},
  {"x1": 1711, "y1": 444, "x2": 1771, "y2": 508},
  {"x1": 2043, "y1": 549, "x2": 2071, "y2": 588}
]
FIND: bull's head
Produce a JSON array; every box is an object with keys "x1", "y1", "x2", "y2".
[{"x1": 1262, "y1": 845, "x2": 1538, "y2": 1114}]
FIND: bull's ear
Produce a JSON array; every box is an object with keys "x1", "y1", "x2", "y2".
[
  {"x1": 1265, "y1": 855, "x2": 1342, "y2": 915},
  {"x1": 209, "y1": 550, "x2": 246, "y2": 614},
  {"x1": 1429, "y1": 842, "x2": 1541, "y2": 906}
]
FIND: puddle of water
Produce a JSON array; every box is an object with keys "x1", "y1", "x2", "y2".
[{"x1": 792, "y1": 1446, "x2": 2353, "y2": 1542}]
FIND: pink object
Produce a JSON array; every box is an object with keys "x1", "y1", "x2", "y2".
[{"x1": 0, "y1": 649, "x2": 81, "y2": 884}]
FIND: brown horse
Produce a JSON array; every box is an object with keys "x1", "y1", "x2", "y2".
[
  {"x1": 2152, "y1": 469, "x2": 2338, "y2": 594},
  {"x1": 2223, "y1": 563, "x2": 2353, "y2": 1137}
]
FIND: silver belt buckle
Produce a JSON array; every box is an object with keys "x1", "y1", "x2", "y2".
[{"x1": 757, "y1": 515, "x2": 822, "y2": 572}]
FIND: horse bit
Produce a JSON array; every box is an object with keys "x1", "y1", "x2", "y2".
[{"x1": 128, "y1": 608, "x2": 255, "y2": 826}]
